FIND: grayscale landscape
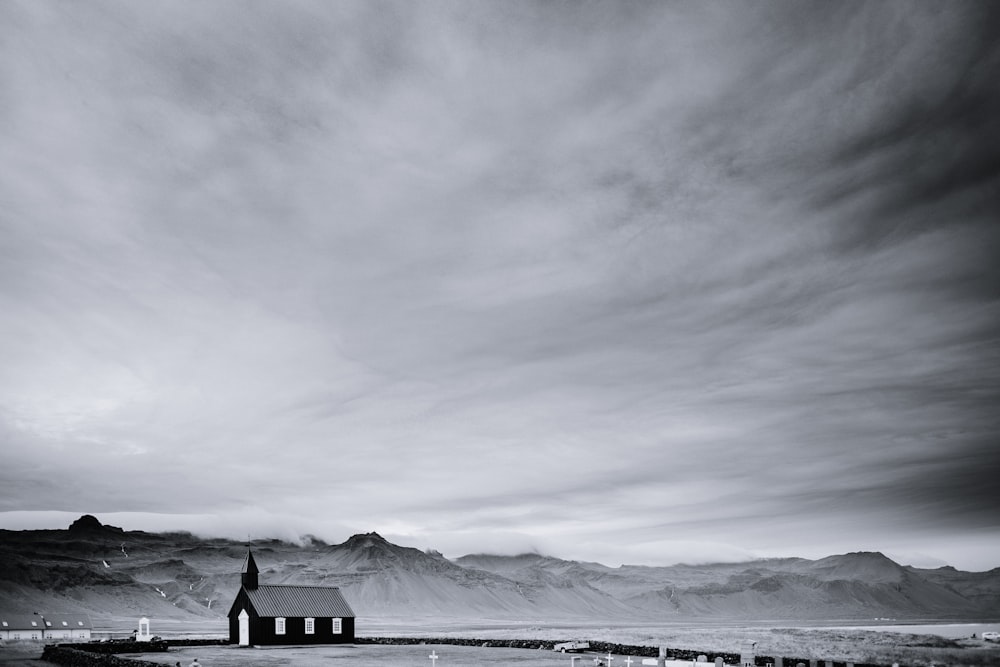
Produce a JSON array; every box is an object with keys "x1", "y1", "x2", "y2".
[
  {"x1": 2, "y1": 517, "x2": 1000, "y2": 665},
  {"x1": 2, "y1": 1, "x2": 999, "y2": 666}
]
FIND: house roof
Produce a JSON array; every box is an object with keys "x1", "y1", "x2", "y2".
[
  {"x1": 43, "y1": 614, "x2": 93, "y2": 630},
  {"x1": 0, "y1": 614, "x2": 44, "y2": 631},
  {"x1": 0, "y1": 613, "x2": 93, "y2": 631},
  {"x1": 244, "y1": 585, "x2": 355, "y2": 618}
]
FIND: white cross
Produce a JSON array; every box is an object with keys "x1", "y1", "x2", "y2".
[
  {"x1": 429, "y1": 650, "x2": 439, "y2": 666},
  {"x1": 624, "y1": 658, "x2": 634, "y2": 667},
  {"x1": 606, "y1": 653, "x2": 615, "y2": 666}
]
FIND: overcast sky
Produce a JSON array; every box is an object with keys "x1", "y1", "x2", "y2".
[{"x1": 2, "y1": 1, "x2": 999, "y2": 571}]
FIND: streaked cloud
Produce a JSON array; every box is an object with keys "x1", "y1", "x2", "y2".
[{"x1": 1, "y1": 1, "x2": 998, "y2": 570}]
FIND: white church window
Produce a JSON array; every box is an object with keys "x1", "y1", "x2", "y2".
[
  {"x1": 305, "y1": 618, "x2": 314, "y2": 634},
  {"x1": 332, "y1": 618, "x2": 342, "y2": 634},
  {"x1": 275, "y1": 617, "x2": 285, "y2": 635}
]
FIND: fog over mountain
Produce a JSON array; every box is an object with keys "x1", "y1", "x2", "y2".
[{"x1": 2, "y1": 517, "x2": 997, "y2": 623}]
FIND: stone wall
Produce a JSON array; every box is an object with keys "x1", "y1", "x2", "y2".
[
  {"x1": 60, "y1": 640, "x2": 169, "y2": 654},
  {"x1": 41, "y1": 645, "x2": 165, "y2": 667}
]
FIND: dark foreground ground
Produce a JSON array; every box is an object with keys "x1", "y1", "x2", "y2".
[
  {"x1": 4, "y1": 627, "x2": 1000, "y2": 666},
  {"x1": 7, "y1": 644, "x2": 611, "y2": 667},
  {"x1": 0, "y1": 644, "x2": 44, "y2": 667}
]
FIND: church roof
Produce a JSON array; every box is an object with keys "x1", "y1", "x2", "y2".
[{"x1": 244, "y1": 584, "x2": 355, "y2": 618}]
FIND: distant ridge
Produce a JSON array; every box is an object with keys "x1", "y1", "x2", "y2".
[{"x1": 0, "y1": 516, "x2": 997, "y2": 622}]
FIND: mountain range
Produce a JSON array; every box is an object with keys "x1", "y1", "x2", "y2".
[{"x1": 1, "y1": 515, "x2": 997, "y2": 623}]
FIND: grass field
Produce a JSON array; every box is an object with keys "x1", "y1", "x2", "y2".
[
  {"x1": 125, "y1": 643, "x2": 613, "y2": 667},
  {"x1": 113, "y1": 638, "x2": 1000, "y2": 667},
  {"x1": 8, "y1": 618, "x2": 1000, "y2": 667}
]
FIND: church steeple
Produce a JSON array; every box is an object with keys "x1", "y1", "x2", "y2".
[{"x1": 241, "y1": 549, "x2": 259, "y2": 590}]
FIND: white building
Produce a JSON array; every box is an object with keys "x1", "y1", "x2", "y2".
[
  {"x1": 42, "y1": 614, "x2": 93, "y2": 640},
  {"x1": 0, "y1": 613, "x2": 92, "y2": 641}
]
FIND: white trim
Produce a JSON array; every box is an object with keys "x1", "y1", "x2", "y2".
[
  {"x1": 304, "y1": 617, "x2": 314, "y2": 634},
  {"x1": 332, "y1": 618, "x2": 342, "y2": 634},
  {"x1": 238, "y1": 609, "x2": 249, "y2": 646},
  {"x1": 275, "y1": 617, "x2": 286, "y2": 635}
]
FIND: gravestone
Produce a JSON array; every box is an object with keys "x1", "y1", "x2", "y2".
[
  {"x1": 715, "y1": 658, "x2": 724, "y2": 667},
  {"x1": 774, "y1": 658, "x2": 783, "y2": 667},
  {"x1": 698, "y1": 656, "x2": 708, "y2": 662}
]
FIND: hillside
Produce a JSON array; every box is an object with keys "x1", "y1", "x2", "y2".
[{"x1": 1, "y1": 516, "x2": 997, "y2": 624}]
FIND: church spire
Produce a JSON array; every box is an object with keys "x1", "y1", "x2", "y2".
[{"x1": 241, "y1": 549, "x2": 259, "y2": 590}]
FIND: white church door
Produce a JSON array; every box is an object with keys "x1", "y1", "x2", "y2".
[{"x1": 238, "y1": 609, "x2": 249, "y2": 646}]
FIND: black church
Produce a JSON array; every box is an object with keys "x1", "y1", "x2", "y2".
[{"x1": 227, "y1": 550, "x2": 355, "y2": 646}]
